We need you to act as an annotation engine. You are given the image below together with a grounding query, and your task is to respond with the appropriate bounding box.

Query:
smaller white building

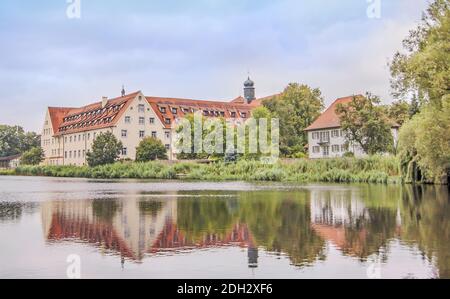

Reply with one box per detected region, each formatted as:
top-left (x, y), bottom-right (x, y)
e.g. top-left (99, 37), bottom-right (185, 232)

top-left (305, 96), bottom-right (399, 159)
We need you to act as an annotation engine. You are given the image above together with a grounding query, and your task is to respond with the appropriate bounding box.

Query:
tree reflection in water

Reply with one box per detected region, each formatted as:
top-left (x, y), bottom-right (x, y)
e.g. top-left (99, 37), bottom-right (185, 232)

top-left (36, 185), bottom-right (449, 277)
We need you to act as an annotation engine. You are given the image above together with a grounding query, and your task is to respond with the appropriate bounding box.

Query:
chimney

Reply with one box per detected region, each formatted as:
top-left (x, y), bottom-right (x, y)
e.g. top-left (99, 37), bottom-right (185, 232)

top-left (102, 96), bottom-right (108, 108)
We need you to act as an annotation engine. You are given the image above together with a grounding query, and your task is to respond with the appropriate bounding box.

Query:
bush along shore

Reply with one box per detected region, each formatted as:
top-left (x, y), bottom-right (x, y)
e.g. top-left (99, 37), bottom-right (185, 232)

top-left (0, 156), bottom-right (403, 184)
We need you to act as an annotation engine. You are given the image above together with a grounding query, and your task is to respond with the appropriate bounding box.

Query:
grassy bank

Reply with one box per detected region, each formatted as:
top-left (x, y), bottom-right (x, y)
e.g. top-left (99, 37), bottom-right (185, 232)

top-left (0, 156), bottom-right (402, 184)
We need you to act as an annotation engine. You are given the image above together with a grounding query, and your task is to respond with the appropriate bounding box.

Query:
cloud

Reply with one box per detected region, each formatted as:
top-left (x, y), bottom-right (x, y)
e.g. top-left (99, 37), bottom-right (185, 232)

top-left (0, 0), bottom-right (428, 131)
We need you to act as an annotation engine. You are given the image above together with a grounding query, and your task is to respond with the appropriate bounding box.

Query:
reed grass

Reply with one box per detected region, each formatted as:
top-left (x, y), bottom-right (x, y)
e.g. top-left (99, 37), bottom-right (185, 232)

top-left (1, 156), bottom-right (402, 184)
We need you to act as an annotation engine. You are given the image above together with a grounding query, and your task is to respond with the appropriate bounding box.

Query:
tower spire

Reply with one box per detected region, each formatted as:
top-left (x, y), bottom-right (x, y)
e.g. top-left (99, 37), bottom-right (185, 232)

top-left (243, 76), bottom-right (255, 104)
top-left (121, 85), bottom-right (126, 97)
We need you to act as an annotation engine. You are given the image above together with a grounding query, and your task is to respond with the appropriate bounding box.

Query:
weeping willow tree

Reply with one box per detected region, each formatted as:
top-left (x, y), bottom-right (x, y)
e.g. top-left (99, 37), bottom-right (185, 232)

top-left (391, 0), bottom-right (450, 184)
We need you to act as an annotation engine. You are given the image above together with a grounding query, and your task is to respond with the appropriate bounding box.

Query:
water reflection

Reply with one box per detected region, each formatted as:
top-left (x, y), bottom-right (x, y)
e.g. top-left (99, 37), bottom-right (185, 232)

top-left (1, 180), bottom-right (449, 278)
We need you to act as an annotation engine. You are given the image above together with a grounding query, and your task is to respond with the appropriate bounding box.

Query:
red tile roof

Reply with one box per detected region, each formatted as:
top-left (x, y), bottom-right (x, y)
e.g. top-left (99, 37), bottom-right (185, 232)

top-left (305, 95), bottom-right (400, 131)
top-left (47, 91), bottom-right (265, 135)
top-left (305, 96), bottom-right (358, 131)
top-left (48, 92), bottom-right (140, 136)
top-left (146, 96), bottom-right (259, 129)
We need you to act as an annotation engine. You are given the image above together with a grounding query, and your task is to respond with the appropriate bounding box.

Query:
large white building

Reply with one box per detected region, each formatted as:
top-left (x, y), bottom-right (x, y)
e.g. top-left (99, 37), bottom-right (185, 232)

top-left (41, 79), bottom-right (267, 166)
top-left (305, 96), bottom-right (400, 159)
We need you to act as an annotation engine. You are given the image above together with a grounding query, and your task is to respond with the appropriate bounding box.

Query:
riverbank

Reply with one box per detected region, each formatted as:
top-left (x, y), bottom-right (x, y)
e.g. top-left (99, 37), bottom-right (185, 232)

top-left (0, 156), bottom-right (403, 184)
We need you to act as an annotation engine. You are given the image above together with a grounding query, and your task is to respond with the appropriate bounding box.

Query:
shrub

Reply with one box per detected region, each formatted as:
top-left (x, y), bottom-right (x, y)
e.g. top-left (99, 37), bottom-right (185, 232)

top-left (136, 137), bottom-right (168, 162)
top-left (86, 132), bottom-right (123, 167)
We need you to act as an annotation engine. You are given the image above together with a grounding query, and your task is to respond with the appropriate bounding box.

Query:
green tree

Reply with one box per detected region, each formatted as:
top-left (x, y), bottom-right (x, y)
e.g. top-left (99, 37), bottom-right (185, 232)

top-left (336, 94), bottom-right (394, 155)
top-left (390, 0), bottom-right (449, 106)
top-left (176, 114), bottom-right (228, 160)
top-left (386, 100), bottom-right (410, 126)
top-left (136, 137), bottom-right (168, 162)
top-left (86, 132), bottom-right (123, 167)
top-left (0, 125), bottom-right (40, 157)
top-left (263, 83), bottom-right (324, 157)
top-left (409, 94), bottom-right (421, 118)
top-left (243, 106), bottom-right (275, 160)
top-left (20, 147), bottom-right (44, 165)
top-left (398, 95), bottom-right (450, 183)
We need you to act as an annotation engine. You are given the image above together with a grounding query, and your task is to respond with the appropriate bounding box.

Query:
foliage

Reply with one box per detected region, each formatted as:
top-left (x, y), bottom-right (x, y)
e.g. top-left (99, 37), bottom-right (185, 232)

top-left (0, 125), bottom-right (40, 157)
top-left (175, 113), bottom-right (228, 160)
top-left (20, 147), bottom-right (44, 165)
top-left (263, 83), bottom-right (324, 157)
top-left (398, 95), bottom-right (450, 183)
top-left (390, 0), bottom-right (449, 106)
top-left (336, 94), bottom-right (394, 155)
top-left (136, 137), bottom-right (168, 162)
top-left (6, 156), bottom-right (402, 184)
top-left (86, 132), bottom-right (123, 167)
top-left (392, 1), bottom-right (450, 184)
top-left (384, 100), bottom-right (411, 126)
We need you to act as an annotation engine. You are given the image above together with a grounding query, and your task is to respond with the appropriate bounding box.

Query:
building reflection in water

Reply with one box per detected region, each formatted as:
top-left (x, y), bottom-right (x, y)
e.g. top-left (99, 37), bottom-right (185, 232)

top-left (38, 186), bottom-right (448, 276)
top-left (41, 196), bottom-right (258, 268)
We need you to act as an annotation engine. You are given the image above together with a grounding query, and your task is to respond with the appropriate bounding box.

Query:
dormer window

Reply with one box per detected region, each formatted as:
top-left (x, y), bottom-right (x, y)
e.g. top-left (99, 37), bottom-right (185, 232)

top-left (160, 107), bottom-right (167, 114)
top-left (171, 107), bottom-right (178, 114)
top-left (231, 112), bottom-right (236, 118)
top-left (241, 112), bottom-right (247, 118)
top-left (165, 118), bottom-right (171, 125)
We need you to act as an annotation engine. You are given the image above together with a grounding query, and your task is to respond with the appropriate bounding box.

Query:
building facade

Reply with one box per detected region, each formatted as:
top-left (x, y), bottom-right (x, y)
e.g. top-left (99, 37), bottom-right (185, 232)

top-left (41, 79), bottom-right (264, 166)
top-left (305, 96), bottom-right (400, 159)
top-left (0, 154), bottom-right (21, 169)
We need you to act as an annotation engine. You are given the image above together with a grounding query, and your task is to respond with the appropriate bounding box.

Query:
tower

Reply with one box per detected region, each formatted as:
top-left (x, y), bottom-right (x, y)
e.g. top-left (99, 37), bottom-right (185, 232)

top-left (243, 77), bottom-right (255, 104)
top-left (121, 85), bottom-right (126, 97)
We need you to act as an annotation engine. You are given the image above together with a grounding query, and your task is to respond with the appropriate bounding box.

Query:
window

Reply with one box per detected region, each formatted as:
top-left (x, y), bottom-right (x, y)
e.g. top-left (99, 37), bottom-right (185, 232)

top-left (341, 144), bottom-right (348, 152)
top-left (313, 146), bottom-right (320, 154)
top-left (138, 104), bottom-right (145, 113)
top-left (88, 133), bottom-right (90, 140)
top-left (332, 145), bottom-right (340, 153)
top-left (152, 131), bottom-right (157, 138)
top-left (160, 107), bottom-right (166, 113)
top-left (125, 116), bottom-right (131, 123)
top-left (69, 151), bottom-right (72, 158)
top-left (165, 131), bottom-right (170, 139)
top-left (320, 131), bottom-right (330, 142)
top-left (241, 112), bottom-right (247, 118)
top-left (139, 117), bottom-right (145, 125)
top-left (83, 150), bottom-right (85, 157)
top-left (171, 107), bottom-right (178, 114)
top-left (165, 144), bottom-right (170, 150)
top-left (139, 130), bottom-right (145, 138)
top-left (323, 146), bottom-right (330, 157)
top-left (69, 136), bottom-right (72, 143)
top-left (78, 150), bottom-right (81, 157)
top-left (78, 135), bottom-right (81, 142)
top-left (312, 132), bottom-right (319, 140)
top-left (150, 118), bottom-right (155, 124)
top-left (230, 112), bottom-right (236, 118)
top-left (65, 151), bottom-right (67, 158)
top-left (331, 130), bottom-right (340, 138)
top-left (122, 148), bottom-right (127, 156)
top-left (121, 130), bottom-right (127, 138)
top-left (165, 118), bottom-right (171, 125)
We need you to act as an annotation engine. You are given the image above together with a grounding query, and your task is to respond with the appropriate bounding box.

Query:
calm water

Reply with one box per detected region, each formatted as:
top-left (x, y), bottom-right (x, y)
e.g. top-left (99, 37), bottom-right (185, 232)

top-left (0, 176), bottom-right (449, 279)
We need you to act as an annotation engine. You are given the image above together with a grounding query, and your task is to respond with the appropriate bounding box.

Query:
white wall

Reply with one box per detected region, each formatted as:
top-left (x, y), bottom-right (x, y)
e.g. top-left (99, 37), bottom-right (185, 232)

top-left (308, 127), bottom-right (399, 159)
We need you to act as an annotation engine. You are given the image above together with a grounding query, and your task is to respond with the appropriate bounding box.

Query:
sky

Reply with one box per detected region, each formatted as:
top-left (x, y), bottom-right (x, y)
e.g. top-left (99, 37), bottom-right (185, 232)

top-left (0, 0), bottom-right (429, 132)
